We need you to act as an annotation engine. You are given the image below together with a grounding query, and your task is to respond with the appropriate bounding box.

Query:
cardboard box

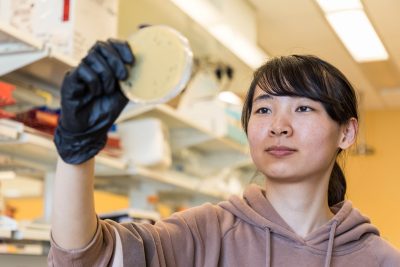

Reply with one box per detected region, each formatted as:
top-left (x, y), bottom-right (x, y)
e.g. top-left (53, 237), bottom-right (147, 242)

top-left (0, 0), bottom-right (118, 60)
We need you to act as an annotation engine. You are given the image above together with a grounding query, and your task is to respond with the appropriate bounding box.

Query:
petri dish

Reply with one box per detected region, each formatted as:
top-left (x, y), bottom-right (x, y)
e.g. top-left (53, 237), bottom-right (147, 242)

top-left (120, 25), bottom-right (193, 104)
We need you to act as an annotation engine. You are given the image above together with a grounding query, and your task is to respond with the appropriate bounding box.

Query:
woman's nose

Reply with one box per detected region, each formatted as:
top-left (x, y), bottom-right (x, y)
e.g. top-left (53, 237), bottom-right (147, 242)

top-left (269, 117), bottom-right (293, 137)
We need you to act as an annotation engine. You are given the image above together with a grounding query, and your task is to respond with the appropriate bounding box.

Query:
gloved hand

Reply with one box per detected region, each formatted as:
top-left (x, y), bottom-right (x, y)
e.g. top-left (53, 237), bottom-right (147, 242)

top-left (54, 39), bottom-right (135, 164)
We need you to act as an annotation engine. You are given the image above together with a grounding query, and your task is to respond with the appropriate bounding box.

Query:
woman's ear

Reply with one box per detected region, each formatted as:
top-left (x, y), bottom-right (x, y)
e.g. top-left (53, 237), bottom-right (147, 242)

top-left (339, 118), bottom-right (358, 149)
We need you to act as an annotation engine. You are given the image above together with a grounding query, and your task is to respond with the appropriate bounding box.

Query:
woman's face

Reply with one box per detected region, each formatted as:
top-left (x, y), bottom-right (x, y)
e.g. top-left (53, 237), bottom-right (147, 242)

top-left (247, 86), bottom-right (349, 182)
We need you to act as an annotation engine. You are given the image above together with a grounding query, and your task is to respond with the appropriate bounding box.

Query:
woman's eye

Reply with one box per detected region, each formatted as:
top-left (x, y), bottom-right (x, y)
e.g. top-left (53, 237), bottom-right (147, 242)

top-left (255, 107), bottom-right (271, 114)
top-left (296, 106), bottom-right (313, 112)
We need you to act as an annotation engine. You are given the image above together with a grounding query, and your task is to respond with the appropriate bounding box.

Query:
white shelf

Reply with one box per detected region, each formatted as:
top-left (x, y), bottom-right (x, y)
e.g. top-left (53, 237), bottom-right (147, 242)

top-left (0, 119), bottom-right (127, 172)
top-left (0, 228), bottom-right (12, 239)
top-left (13, 221), bottom-right (51, 242)
top-left (0, 242), bottom-right (47, 256)
top-left (0, 22), bottom-right (43, 54)
top-left (120, 104), bottom-right (247, 151)
top-left (119, 103), bottom-right (250, 170)
top-left (0, 22), bottom-right (78, 89)
top-left (132, 166), bottom-right (230, 199)
top-left (97, 166), bottom-right (232, 200)
top-left (0, 221), bottom-right (49, 256)
top-left (0, 118), bottom-right (239, 200)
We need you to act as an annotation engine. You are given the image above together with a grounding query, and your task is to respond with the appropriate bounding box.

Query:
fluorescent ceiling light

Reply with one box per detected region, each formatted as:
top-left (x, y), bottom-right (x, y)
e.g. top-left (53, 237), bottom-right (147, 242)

top-left (326, 10), bottom-right (388, 62)
top-left (170, 0), bottom-right (268, 69)
top-left (316, 0), bottom-right (362, 12)
top-left (316, 0), bottom-right (388, 62)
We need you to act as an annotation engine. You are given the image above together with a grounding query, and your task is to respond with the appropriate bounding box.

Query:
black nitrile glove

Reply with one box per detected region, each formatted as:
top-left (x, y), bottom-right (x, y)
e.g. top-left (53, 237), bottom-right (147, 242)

top-left (54, 39), bottom-right (135, 164)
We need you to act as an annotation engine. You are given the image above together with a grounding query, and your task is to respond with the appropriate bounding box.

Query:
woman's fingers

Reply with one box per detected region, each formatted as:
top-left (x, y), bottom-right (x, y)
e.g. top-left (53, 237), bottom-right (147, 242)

top-left (64, 38), bottom-right (134, 101)
top-left (108, 38), bottom-right (135, 68)
top-left (94, 41), bottom-right (130, 81)
top-left (83, 47), bottom-right (115, 94)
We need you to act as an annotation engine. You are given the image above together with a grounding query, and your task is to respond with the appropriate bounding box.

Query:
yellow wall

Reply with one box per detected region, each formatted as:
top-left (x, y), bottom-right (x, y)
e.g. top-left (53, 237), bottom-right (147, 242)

top-left (93, 191), bottom-right (129, 213)
top-left (6, 197), bottom-right (43, 220)
top-left (6, 191), bottom-right (129, 221)
top-left (346, 109), bottom-right (400, 248)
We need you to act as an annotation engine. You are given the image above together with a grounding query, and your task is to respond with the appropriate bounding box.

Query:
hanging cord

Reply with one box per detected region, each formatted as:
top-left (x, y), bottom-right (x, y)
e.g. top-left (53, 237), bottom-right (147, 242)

top-left (265, 227), bottom-right (271, 267)
top-left (324, 221), bottom-right (338, 267)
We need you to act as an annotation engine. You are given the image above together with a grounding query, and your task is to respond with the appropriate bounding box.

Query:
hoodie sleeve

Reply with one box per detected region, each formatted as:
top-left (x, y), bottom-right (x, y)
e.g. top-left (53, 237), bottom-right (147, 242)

top-left (47, 203), bottom-right (226, 267)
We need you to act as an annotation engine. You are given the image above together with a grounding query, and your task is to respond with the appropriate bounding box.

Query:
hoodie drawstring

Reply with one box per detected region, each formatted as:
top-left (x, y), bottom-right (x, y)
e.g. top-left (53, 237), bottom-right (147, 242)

top-left (324, 221), bottom-right (338, 267)
top-left (265, 227), bottom-right (271, 267)
top-left (265, 221), bottom-right (338, 267)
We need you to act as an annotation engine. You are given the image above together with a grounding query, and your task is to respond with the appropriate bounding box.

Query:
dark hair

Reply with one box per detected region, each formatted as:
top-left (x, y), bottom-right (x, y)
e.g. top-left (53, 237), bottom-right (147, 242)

top-left (241, 55), bottom-right (358, 206)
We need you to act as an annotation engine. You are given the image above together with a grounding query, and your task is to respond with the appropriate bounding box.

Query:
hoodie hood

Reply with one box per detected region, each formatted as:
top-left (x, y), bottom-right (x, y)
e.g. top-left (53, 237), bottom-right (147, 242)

top-left (219, 184), bottom-right (380, 267)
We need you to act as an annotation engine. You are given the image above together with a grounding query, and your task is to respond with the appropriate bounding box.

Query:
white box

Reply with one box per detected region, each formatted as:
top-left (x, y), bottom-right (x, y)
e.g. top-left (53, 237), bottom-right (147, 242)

top-left (178, 99), bottom-right (247, 145)
top-left (176, 70), bottom-right (247, 144)
top-left (0, 0), bottom-right (118, 60)
top-left (0, 0), bottom-right (36, 33)
top-left (117, 118), bottom-right (172, 168)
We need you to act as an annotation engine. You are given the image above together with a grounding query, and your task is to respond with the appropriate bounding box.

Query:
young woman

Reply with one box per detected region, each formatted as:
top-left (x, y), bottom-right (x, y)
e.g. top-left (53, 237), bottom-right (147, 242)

top-left (49, 40), bottom-right (400, 266)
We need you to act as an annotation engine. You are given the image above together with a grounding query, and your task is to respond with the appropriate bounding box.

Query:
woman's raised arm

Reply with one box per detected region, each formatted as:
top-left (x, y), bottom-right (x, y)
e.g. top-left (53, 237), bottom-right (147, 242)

top-left (51, 39), bottom-right (134, 249)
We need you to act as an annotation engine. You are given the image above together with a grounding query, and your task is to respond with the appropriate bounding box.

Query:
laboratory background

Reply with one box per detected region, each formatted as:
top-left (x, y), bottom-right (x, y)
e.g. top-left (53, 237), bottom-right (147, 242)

top-left (1, 0), bottom-right (400, 266)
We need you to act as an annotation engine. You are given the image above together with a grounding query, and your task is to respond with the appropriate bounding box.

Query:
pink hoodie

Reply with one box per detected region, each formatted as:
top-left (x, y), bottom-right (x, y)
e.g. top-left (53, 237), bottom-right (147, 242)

top-left (48, 184), bottom-right (400, 266)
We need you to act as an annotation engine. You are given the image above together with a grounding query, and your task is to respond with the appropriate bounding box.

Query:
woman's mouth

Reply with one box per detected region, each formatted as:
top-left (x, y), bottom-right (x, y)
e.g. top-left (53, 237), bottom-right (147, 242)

top-left (265, 146), bottom-right (297, 157)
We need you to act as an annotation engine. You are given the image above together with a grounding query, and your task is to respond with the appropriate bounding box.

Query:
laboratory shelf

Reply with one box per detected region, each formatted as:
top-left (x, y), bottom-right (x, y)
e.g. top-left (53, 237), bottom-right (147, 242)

top-left (95, 165), bottom-right (231, 201)
top-left (0, 218), bottom-right (50, 257)
top-left (0, 119), bottom-right (235, 201)
top-left (0, 21), bottom-right (250, 218)
top-left (0, 119), bottom-right (127, 172)
top-left (131, 166), bottom-right (231, 199)
top-left (119, 103), bottom-right (250, 170)
top-left (0, 22), bottom-right (77, 90)
top-left (0, 228), bottom-right (12, 239)
top-left (0, 22), bottom-right (43, 56)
